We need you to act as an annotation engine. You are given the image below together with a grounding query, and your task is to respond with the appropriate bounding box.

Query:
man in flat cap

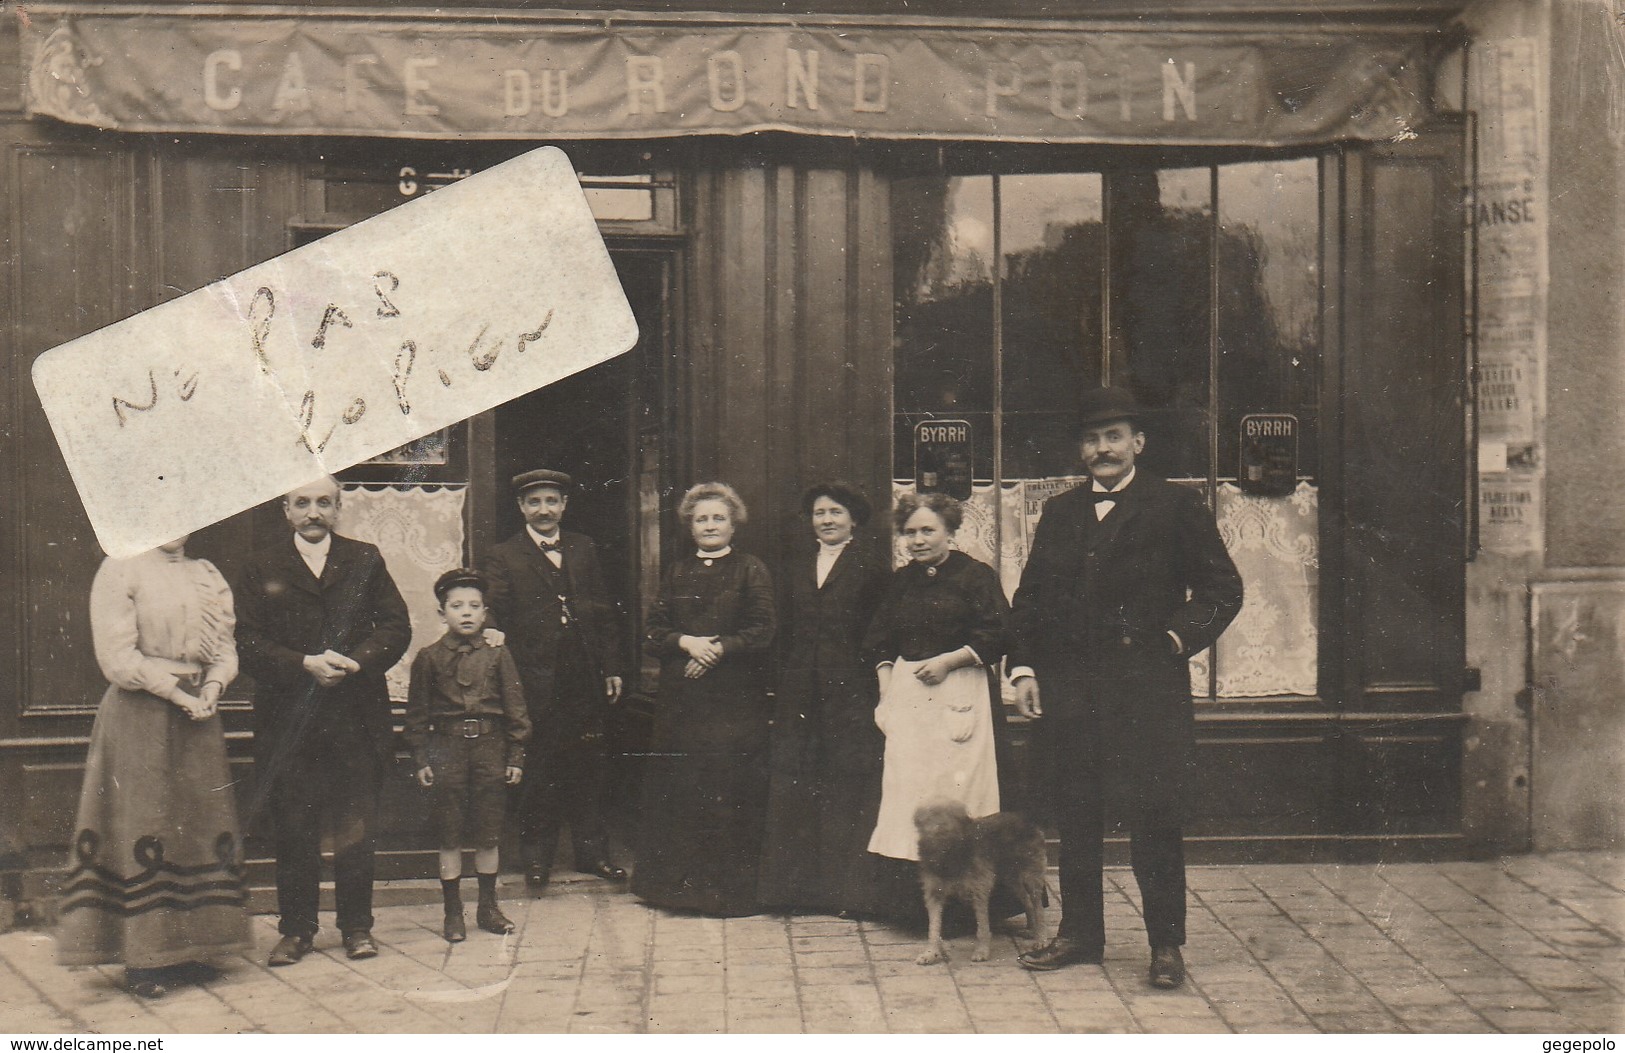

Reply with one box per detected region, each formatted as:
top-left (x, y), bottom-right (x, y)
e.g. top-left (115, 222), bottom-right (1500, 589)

top-left (1009, 387), bottom-right (1242, 988)
top-left (485, 469), bottom-right (628, 887)
top-left (234, 475), bottom-right (411, 966)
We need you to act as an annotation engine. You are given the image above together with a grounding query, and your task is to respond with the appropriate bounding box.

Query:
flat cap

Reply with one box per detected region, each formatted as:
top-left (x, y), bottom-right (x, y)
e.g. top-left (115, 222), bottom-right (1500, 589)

top-left (433, 567), bottom-right (488, 601)
top-left (1077, 386), bottom-right (1145, 430)
top-left (512, 468), bottom-right (573, 495)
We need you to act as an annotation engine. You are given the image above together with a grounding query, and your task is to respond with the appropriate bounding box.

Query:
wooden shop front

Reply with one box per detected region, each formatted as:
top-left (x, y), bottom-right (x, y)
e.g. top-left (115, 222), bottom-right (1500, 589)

top-left (0, 1), bottom-right (1473, 901)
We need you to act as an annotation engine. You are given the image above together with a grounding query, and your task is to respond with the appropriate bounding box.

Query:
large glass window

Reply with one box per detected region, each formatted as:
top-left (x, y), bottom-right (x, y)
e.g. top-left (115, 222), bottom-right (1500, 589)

top-left (893, 158), bottom-right (1323, 699)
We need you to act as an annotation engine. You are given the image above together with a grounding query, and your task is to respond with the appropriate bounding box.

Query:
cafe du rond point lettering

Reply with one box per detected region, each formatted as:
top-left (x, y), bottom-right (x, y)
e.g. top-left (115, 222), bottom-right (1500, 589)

top-left (21, 12), bottom-right (1436, 145)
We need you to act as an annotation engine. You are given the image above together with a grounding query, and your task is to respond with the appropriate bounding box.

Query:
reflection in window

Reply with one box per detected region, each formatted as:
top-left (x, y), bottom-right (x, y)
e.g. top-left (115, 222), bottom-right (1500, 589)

top-left (893, 177), bottom-right (994, 479)
top-left (1108, 168), bottom-right (1212, 482)
top-left (891, 159), bottom-right (1323, 699)
top-left (1216, 160), bottom-right (1321, 477)
top-left (999, 175), bottom-right (1104, 479)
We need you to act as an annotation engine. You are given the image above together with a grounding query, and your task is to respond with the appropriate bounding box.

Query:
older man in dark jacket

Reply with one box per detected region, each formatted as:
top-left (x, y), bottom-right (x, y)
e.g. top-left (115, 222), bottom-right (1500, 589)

top-left (1010, 387), bottom-right (1242, 988)
top-left (235, 476), bottom-right (410, 966)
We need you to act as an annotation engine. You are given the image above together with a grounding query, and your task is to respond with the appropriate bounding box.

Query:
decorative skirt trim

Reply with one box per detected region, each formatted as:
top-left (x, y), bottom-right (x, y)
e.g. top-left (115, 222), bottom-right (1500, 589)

top-left (59, 868), bottom-right (247, 917)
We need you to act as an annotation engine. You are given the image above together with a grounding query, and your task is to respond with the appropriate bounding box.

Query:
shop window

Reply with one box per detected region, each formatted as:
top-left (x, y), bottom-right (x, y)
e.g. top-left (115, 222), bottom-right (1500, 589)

top-left (893, 158), bottom-right (1323, 700)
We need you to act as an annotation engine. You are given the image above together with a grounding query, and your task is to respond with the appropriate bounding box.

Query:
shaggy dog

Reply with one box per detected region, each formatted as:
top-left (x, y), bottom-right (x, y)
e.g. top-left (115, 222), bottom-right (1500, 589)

top-left (913, 800), bottom-right (1047, 965)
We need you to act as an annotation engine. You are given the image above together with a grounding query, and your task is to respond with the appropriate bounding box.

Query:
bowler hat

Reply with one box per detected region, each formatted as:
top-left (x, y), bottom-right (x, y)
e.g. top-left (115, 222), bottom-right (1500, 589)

top-left (512, 468), bottom-right (573, 495)
top-left (1077, 386), bottom-right (1144, 430)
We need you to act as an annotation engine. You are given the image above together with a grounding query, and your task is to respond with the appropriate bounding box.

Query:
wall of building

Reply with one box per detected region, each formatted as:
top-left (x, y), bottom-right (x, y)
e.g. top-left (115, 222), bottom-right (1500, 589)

top-left (1545, 0), bottom-right (1625, 565)
top-left (1529, 0), bottom-right (1625, 850)
top-left (683, 146), bottom-right (896, 565)
top-left (1459, 0), bottom-right (1549, 854)
top-left (1460, 0), bottom-right (1625, 851)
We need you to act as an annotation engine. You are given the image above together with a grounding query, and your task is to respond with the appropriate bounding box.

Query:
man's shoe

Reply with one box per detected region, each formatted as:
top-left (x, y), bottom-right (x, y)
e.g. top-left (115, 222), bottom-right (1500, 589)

top-left (342, 930), bottom-right (379, 960)
top-left (476, 902), bottom-right (515, 935)
top-left (267, 934), bottom-right (313, 967)
top-left (1017, 936), bottom-right (1104, 972)
top-left (524, 862), bottom-right (550, 889)
top-left (443, 911), bottom-right (467, 943)
top-left (578, 860), bottom-right (627, 882)
top-left (1149, 945), bottom-right (1186, 989)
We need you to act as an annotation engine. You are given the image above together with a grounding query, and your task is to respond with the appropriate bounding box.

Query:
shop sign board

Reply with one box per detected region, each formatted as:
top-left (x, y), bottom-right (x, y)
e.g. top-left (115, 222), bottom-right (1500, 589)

top-left (915, 419), bottom-right (974, 501)
top-left (21, 12), bottom-right (1435, 146)
top-left (1238, 413), bottom-right (1298, 496)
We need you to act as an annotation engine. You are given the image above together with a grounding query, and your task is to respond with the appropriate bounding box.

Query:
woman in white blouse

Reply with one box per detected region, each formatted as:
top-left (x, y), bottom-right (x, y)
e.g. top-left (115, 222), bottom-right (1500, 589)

top-left (55, 536), bottom-right (252, 998)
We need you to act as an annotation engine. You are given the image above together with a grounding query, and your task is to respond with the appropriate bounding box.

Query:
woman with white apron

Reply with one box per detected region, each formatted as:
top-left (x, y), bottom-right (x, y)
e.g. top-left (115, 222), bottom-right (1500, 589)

top-left (864, 491), bottom-right (1011, 862)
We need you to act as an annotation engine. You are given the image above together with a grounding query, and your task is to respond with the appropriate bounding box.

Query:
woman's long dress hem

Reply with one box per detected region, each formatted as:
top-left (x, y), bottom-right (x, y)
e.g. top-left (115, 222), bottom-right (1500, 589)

top-left (56, 687), bottom-right (253, 969)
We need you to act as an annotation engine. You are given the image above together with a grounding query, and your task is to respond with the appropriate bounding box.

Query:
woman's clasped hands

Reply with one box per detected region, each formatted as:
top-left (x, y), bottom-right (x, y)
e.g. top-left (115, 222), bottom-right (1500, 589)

top-left (680, 634), bottom-right (724, 679)
top-left (169, 680), bottom-right (221, 722)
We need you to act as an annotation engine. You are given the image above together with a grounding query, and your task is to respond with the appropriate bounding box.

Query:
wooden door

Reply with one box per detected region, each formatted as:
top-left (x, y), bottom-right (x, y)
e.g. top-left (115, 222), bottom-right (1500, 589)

top-left (1328, 116), bottom-right (1470, 838)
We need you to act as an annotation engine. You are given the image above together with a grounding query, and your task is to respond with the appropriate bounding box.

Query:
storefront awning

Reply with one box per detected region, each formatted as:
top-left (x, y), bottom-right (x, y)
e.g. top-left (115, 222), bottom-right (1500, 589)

top-left (19, 7), bottom-right (1446, 146)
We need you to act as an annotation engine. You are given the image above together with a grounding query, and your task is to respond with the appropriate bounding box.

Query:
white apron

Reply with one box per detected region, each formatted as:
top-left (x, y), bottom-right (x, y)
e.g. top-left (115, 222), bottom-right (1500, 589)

top-left (867, 659), bottom-right (1000, 861)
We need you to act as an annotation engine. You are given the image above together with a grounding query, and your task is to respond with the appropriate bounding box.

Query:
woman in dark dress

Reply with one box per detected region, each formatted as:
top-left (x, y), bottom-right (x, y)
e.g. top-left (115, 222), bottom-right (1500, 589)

top-left (759, 482), bottom-right (892, 915)
top-left (632, 482), bottom-right (777, 916)
top-left (862, 492), bottom-right (1013, 864)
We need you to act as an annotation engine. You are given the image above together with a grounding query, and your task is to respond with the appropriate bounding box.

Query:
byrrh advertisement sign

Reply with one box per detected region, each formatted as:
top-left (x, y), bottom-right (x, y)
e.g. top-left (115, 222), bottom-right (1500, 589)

top-left (20, 9), bottom-right (1434, 144)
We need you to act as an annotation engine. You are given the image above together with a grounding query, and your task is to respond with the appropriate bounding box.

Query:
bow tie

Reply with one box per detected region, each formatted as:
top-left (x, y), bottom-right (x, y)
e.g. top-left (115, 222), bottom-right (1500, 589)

top-left (1090, 488), bottom-right (1128, 503)
top-left (537, 539), bottom-right (561, 552)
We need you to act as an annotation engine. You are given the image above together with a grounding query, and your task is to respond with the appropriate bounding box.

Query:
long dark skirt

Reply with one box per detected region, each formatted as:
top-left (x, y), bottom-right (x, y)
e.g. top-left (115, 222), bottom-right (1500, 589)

top-left (56, 687), bottom-right (252, 969)
top-left (632, 667), bottom-right (769, 917)
top-left (758, 681), bottom-right (902, 917)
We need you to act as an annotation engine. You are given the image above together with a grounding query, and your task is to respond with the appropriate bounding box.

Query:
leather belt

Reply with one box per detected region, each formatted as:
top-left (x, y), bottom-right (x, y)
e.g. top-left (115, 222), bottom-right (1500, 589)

top-left (427, 716), bottom-right (500, 739)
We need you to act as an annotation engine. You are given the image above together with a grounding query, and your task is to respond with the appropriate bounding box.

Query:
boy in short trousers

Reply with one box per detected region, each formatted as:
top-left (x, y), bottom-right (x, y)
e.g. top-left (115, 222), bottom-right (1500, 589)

top-left (405, 569), bottom-right (531, 941)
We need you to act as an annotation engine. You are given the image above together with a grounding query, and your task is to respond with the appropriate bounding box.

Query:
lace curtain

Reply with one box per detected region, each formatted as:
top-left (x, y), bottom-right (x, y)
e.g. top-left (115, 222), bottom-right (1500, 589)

top-left (1189, 482), bottom-right (1319, 698)
top-left (340, 484), bottom-right (468, 702)
top-left (891, 478), bottom-right (1318, 698)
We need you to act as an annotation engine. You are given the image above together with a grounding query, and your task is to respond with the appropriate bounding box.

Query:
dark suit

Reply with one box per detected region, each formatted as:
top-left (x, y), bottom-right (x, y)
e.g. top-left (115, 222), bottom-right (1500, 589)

top-left (485, 528), bottom-right (624, 870)
top-left (235, 533), bottom-right (410, 939)
top-left (1010, 473), bottom-right (1241, 951)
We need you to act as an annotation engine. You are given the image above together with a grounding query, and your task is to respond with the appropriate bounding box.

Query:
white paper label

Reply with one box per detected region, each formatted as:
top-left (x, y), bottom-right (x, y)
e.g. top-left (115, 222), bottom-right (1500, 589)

top-left (32, 146), bottom-right (637, 557)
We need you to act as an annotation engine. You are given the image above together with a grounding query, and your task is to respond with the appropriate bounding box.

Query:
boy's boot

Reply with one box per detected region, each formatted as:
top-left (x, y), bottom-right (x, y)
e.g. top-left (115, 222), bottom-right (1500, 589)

top-left (442, 878), bottom-right (467, 943)
top-left (475, 872), bottom-right (515, 934)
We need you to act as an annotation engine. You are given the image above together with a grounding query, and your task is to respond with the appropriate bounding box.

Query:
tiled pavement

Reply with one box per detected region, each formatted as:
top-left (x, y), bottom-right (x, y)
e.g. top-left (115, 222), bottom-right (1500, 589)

top-left (0, 853), bottom-right (1619, 1035)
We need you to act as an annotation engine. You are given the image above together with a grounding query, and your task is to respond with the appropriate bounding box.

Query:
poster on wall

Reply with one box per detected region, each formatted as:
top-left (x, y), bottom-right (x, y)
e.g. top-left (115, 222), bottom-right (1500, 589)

top-left (1479, 474), bottom-right (1544, 555)
top-left (1471, 36), bottom-right (1548, 552)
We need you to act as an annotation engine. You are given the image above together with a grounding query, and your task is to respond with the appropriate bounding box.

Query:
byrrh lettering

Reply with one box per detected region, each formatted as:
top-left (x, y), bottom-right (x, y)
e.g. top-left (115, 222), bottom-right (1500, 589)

top-left (1245, 419), bottom-right (1294, 438)
top-left (920, 424), bottom-right (969, 444)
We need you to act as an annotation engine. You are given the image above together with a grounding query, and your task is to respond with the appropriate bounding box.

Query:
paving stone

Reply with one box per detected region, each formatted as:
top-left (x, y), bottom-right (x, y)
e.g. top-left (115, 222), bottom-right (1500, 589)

top-left (727, 1014), bottom-right (805, 1033)
top-left (731, 980), bottom-right (799, 1001)
top-left (1479, 1007), bottom-right (1580, 1032)
top-left (1402, 1011), bottom-right (1493, 1033)
top-left (723, 946), bottom-right (795, 966)
top-left (3, 855), bottom-right (1621, 1033)
top-left (794, 965), bottom-right (874, 986)
top-left (792, 948), bottom-right (871, 969)
top-left (725, 963), bottom-right (797, 983)
top-left (1310, 1010), bottom-right (1402, 1032)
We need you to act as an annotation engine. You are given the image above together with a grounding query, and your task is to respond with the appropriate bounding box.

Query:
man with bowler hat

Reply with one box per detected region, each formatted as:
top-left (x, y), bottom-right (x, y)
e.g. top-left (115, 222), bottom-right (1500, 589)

top-left (1009, 387), bottom-right (1242, 987)
top-left (235, 475), bottom-right (411, 966)
top-left (485, 469), bottom-right (628, 888)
